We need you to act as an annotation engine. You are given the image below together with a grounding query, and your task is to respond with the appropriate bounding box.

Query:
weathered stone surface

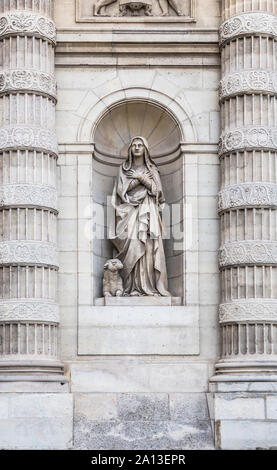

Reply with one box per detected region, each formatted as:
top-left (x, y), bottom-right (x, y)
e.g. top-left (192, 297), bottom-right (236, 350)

top-left (74, 417), bottom-right (214, 450)
top-left (73, 392), bottom-right (213, 450)
top-left (117, 393), bottom-right (170, 421)
top-left (71, 361), bottom-right (209, 393)
top-left (0, 394), bottom-right (73, 450)
top-left (266, 396), bottom-right (277, 419)
top-left (170, 393), bottom-right (210, 423)
top-left (218, 420), bottom-right (277, 450)
top-left (214, 394), bottom-right (265, 420)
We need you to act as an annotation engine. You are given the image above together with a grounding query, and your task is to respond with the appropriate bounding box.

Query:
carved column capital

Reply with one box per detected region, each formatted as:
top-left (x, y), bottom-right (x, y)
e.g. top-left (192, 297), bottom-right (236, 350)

top-left (219, 241), bottom-right (277, 268)
top-left (220, 12), bottom-right (277, 46)
top-left (0, 11), bottom-right (56, 44)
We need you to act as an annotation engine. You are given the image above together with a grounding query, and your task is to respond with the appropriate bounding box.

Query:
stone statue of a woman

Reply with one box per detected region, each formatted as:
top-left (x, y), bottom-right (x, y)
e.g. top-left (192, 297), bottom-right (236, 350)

top-left (111, 136), bottom-right (170, 297)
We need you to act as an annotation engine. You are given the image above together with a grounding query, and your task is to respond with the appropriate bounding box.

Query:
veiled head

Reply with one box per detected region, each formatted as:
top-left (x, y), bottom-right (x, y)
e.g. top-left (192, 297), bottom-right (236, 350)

top-left (123, 136), bottom-right (155, 172)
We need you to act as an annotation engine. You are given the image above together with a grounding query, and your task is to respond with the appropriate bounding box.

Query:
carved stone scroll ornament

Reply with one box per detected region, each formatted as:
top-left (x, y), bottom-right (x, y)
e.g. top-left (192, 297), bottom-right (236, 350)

top-left (219, 241), bottom-right (277, 268)
top-left (0, 11), bottom-right (56, 44)
top-left (218, 183), bottom-right (277, 212)
top-left (219, 126), bottom-right (277, 156)
top-left (0, 126), bottom-right (58, 156)
top-left (0, 70), bottom-right (57, 101)
top-left (0, 241), bottom-right (59, 267)
top-left (219, 12), bottom-right (277, 45)
top-left (220, 70), bottom-right (277, 101)
top-left (0, 300), bottom-right (59, 323)
top-left (0, 184), bottom-right (58, 211)
top-left (219, 300), bottom-right (277, 324)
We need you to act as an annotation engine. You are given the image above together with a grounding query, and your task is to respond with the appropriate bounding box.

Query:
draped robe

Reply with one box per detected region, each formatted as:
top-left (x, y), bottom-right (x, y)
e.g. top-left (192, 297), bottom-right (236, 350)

top-left (111, 159), bottom-right (170, 297)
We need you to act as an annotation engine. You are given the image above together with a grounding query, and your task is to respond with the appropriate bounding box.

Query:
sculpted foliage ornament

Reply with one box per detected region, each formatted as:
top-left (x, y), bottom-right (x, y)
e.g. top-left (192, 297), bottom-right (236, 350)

top-left (219, 126), bottom-right (277, 156)
top-left (0, 184), bottom-right (58, 211)
top-left (0, 11), bottom-right (56, 44)
top-left (0, 126), bottom-right (58, 156)
top-left (0, 241), bottom-right (59, 267)
top-left (220, 70), bottom-right (277, 101)
top-left (0, 300), bottom-right (59, 323)
top-left (219, 241), bottom-right (277, 268)
top-left (0, 70), bottom-right (57, 101)
top-left (220, 12), bottom-right (277, 45)
top-left (218, 183), bottom-right (277, 212)
top-left (219, 301), bottom-right (277, 323)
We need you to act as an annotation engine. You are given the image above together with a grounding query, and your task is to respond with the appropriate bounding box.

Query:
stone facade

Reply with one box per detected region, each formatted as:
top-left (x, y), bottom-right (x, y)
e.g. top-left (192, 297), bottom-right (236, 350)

top-left (0, 0), bottom-right (276, 450)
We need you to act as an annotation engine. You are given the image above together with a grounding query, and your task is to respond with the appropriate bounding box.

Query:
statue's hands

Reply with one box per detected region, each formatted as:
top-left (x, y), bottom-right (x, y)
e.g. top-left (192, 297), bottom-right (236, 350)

top-left (126, 169), bottom-right (144, 180)
top-left (126, 169), bottom-right (152, 180)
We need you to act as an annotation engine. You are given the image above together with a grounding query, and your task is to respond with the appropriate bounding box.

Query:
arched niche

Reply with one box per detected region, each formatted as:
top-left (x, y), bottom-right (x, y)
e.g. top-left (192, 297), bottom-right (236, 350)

top-left (91, 99), bottom-right (185, 303)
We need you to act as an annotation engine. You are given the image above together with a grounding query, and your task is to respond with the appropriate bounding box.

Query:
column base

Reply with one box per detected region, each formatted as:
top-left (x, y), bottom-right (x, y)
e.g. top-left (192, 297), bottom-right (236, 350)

top-left (209, 370), bottom-right (277, 449)
top-left (214, 359), bottom-right (277, 377)
top-left (0, 360), bottom-right (69, 392)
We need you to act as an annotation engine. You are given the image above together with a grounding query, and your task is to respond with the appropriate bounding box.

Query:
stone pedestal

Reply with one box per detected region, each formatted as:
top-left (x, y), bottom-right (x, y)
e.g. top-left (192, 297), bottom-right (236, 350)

top-left (210, 0), bottom-right (277, 449)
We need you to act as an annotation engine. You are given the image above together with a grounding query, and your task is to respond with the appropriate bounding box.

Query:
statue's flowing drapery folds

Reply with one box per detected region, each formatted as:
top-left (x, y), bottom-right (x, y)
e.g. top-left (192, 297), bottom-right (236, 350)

top-left (111, 137), bottom-right (170, 296)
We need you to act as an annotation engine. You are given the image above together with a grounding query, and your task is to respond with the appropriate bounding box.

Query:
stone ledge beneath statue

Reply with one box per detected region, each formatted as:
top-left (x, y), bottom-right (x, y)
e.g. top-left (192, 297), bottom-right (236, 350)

top-left (78, 305), bottom-right (199, 355)
top-left (95, 296), bottom-right (182, 306)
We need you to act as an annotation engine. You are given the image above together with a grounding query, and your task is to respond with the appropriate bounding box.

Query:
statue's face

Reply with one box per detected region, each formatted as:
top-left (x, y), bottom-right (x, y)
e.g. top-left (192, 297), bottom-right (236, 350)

top-left (131, 138), bottom-right (145, 159)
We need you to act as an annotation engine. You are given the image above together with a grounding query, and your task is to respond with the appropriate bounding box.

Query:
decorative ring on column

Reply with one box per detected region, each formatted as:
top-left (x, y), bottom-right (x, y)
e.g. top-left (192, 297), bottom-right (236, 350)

top-left (219, 300), bottom-right (277, 324)
top-left (219, 126), bottom-right (277, 156)
top-left (219, 241), bottom-right (277, 268)
top-left (0, 125), bottom-right (58, 157)
top-left (0, 11), bottom-right (56, 44)
top-left (0, 300), bottom-right (59, 323)
top-left (218, 182), bottom-right (277, 212)
top-left (220, 12), bottom-right (277, 46)
top-left (219, 70), bottom-right (277, 101)
top-left (0, 184), bottom-right (58, 211)
top-left (0, 70), bottom-right (57, 102)
top-left (0, 241), bottom-right (58, 267)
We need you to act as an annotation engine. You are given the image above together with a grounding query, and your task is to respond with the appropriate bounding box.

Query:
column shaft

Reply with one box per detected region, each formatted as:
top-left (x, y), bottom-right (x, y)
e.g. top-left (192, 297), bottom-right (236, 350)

top-left (0, 0), bottom-right (65, 381)
top-left (216, 0), bottom-right (277, 377)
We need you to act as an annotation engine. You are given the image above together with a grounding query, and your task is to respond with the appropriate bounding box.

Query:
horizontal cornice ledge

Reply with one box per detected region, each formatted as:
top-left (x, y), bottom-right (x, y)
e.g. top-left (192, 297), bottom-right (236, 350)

top-left (0, 126), bottom-right (58, 157)
top-left (0, 184), bottom-right (58, 212)
top-left (220, 12), bottom-right (277, 46)
top-left (219, 126), bottom-right (277, 156)
top-left (220, 70), bottom-right (277, 101)
top-left (0, 69), bottom-right (57, 101)
top-left (218, 182), bottom-right (277, 212)
top-left (0, 241), bottom-right (59, 268)
top-left (0, 11), bottom-right (56, 44)
top-left (0, 300), bottom-right (59, 323)
top-left (219, 240), bottom-right (277, 268)
top-left (219, 300), bottom-right (277, 324)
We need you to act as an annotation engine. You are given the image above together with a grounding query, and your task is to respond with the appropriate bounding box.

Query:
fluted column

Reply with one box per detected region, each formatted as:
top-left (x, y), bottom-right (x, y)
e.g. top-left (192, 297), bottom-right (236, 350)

top-left (0, 1), bottom-right (65, 382)
top-left (215, 0), bottom-right (277, 378)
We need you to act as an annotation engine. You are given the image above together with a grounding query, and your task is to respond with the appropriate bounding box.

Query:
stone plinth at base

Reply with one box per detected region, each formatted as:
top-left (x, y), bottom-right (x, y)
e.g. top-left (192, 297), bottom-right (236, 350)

top-left (95, 296), bottom-right (182, 306)
top-left (0, 393), bottom-right (73, 449)
top-left (209, 377), bottom-right (277, 450)
top-left (78, 305), bottom-right (199, 355)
